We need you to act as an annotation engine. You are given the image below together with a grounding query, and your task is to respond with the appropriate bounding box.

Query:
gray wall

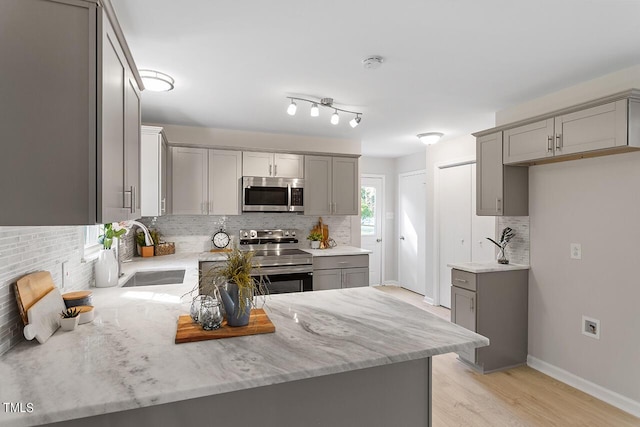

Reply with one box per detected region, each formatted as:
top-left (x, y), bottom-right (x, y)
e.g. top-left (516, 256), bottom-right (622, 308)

top-left (0, 227), bottom-right (94, 355)
top-left (528, 152), bottom-right (640, 402)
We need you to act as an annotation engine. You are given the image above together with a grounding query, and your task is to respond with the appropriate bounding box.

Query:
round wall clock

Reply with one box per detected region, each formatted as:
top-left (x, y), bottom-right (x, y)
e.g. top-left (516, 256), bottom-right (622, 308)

top-left (212, 229), bottom-right (230, 249)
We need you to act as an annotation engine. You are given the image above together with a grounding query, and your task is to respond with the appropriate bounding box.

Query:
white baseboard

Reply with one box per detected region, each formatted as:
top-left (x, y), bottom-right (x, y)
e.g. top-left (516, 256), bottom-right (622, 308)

top-left (382, 280), bottom-right (400, 286)
top-left (423, 296), bottom-right (435, 305)
top-left (527, 355), bottom-right (640, 418)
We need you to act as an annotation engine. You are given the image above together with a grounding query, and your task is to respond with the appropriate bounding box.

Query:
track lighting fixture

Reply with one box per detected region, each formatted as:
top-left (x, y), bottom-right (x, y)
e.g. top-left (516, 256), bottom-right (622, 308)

top-left (417, 132), bottom-right (444, 145)
top-left (286, 96), bottom-right (362, 127)
top-left (331, 110), bottom-right (340, 125)
top-left (287, 99), bottom-right (297, 116)
top-left (310, 103), bottom-right (319, 117)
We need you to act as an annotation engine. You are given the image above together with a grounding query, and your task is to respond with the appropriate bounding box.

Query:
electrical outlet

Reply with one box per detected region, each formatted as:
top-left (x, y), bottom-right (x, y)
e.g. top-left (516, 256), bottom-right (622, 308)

top-left (61, 261), bottom-right (71, 289)
top-left (570, 243), bottom-right (582, 260)
top-left (582, 315), bottom-right (600, 339)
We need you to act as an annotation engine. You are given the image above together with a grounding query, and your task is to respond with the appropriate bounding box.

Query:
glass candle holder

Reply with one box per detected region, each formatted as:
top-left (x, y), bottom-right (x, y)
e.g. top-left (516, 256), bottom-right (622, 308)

top-left (200, 298), bottom-right (223, 331)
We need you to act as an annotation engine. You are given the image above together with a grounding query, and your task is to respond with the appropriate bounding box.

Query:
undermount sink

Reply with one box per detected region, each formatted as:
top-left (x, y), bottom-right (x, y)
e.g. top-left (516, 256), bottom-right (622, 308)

top-left (122, 269), bottom-right (186, 287)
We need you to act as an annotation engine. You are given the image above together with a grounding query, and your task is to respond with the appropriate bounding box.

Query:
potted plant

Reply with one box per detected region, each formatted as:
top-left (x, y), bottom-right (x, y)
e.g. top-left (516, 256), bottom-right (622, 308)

top-left (95, 223), bottom-right (127, 288)
top-left (307, 231), bottom-right (324, 249)
top-left (198, 248), bottom-right (267, 327)
top-left (486, 227), bottom-right (516, 264)
top-left (60, 308), bottom-right (80, 331)
top-left (136, 229), bottom-right (159, 257)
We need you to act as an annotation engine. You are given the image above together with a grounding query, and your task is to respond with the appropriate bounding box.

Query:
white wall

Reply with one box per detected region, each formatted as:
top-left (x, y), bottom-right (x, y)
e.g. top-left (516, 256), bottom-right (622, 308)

top-left (153, 123), bottom-right (361, 155)
top-left (497, 64), bottom-right (640, 411)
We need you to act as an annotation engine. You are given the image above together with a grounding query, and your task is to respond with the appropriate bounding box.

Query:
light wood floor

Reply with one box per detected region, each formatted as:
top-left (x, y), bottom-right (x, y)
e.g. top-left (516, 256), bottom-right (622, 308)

top-left (374, 285), bottom-right (640, 427)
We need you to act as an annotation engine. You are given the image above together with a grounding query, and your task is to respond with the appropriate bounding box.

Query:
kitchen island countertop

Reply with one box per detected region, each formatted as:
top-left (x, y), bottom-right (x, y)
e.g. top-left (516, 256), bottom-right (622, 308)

top-left (0, 279), bottom-right (487, 426)
top-left (302, 245), bottom-right (372, 256)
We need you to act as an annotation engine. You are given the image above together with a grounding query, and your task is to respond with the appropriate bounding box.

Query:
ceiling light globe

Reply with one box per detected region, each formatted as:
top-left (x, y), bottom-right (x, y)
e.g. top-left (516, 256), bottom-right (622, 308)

top-left (310, 103), bottom-right (319, 117)
top-left (417, 132), bottom-right (444, 145)
top-left (287, 100), bottom-right (297, 116)
top-left (331, 111), bottom-right (339, 125)
top-left (349, 116), bottom-right (361, 128)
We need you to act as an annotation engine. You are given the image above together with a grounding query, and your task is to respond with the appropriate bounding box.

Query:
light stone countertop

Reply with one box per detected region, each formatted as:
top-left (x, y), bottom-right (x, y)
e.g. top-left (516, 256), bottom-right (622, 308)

top-left (447, 261), bottom-right (531, 273)
top-left (0, 281), bottom-right (488, 426)
top-left (301, 245), bottom-right (372, 256)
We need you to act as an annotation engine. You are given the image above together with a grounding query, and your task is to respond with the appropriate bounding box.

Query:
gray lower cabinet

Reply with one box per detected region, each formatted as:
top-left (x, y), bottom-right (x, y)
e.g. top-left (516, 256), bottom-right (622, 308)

top-left (0, 0), bottom-right (141, 225)
top-left (450, 268), bottom-right (528, 373)
top-left (313, 255), bottom-right (369, 290)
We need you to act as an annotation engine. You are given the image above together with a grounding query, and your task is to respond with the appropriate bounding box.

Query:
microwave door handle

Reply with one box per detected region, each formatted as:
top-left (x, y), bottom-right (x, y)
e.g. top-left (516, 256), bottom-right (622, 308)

top-left (287, 184), bottom-right (292, 212)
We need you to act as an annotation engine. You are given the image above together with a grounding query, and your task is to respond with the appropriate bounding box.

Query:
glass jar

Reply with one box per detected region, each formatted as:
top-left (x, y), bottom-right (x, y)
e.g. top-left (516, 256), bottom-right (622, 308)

top-left (200, 298), bottom-right (223, 331)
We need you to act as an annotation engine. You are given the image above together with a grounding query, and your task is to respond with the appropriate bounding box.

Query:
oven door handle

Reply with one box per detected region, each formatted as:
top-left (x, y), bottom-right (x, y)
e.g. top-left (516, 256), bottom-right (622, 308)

top-left (255, 266), bottom-right (313, 275)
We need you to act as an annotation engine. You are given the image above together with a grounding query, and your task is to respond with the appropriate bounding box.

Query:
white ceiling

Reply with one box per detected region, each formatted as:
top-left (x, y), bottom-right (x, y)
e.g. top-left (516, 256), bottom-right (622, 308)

top-left (111, 0), bottom-right (640, 157)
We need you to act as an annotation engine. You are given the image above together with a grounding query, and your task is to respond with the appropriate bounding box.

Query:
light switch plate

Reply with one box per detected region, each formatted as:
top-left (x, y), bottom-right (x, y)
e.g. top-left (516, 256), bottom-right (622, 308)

top-left (570, 243), bottom-right (582, 260)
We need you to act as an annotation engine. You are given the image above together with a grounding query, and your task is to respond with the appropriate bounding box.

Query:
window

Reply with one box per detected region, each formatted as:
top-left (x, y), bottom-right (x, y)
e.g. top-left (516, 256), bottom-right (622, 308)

top-left (360, 186), bottom-right (376, 236)
top-left (83, 225), bottom-right (102, 259)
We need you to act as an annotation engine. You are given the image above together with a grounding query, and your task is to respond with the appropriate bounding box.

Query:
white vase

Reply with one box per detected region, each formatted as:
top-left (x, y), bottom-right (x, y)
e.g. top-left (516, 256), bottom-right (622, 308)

top-left (95, 248), bottom-right (119, 287)
top-left (311, 241), bottom-right (321, 249)
top-left (60, 316), bottom-right (79, 331)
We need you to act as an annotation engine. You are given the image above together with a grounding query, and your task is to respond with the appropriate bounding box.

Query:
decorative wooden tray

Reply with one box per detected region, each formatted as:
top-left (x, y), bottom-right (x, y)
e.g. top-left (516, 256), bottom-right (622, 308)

top-left (209, 248), bottom-right (233, 253)
top-left (175, 309), bottom-right (275, 344)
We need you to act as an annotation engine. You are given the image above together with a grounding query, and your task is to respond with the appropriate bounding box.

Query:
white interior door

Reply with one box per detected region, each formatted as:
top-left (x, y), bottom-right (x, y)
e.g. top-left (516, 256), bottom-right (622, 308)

top-left (398, 171), bottom-right (426, 295)
top-left (438, 164), bottom-right (472, 308)
top-left (361, 176), bottom-right (384, 285)
top-left (471, 164), bottom-right (496, 262)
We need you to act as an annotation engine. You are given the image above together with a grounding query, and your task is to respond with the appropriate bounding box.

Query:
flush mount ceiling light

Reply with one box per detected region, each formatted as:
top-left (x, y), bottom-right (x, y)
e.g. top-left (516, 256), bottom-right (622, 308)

top-left (417, 132), bottom-right (444, 145)
top-left (286, 96), bottom-right (362, 128)
top-left (139, 69), bottom-right (174, 92)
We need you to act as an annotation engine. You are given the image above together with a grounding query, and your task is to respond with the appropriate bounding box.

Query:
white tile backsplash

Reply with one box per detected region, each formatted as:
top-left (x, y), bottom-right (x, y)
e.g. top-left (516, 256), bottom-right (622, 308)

top-left (140, 214), bottom-right (354, 251)
top-left (0, 226), bottom-right (94, 355)
top-left (497, 216), bottom-right (530, 265)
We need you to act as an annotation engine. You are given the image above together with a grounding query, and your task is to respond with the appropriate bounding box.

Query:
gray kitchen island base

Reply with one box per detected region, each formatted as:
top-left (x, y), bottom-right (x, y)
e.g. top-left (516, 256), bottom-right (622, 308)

top-left (48, 358), bottom-right (431, 427)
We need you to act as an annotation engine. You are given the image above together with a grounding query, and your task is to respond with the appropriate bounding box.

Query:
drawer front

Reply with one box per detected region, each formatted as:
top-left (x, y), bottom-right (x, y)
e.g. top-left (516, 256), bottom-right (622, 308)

top-left (451, 269), bottom-right (477, 291)
top-left (313, 255), bottom-right (369, 270)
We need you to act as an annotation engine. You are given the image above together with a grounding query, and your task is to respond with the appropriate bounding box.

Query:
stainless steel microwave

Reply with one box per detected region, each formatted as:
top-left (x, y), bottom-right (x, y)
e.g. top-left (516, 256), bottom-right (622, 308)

top-left (242, 177), bottom-right (304, 212)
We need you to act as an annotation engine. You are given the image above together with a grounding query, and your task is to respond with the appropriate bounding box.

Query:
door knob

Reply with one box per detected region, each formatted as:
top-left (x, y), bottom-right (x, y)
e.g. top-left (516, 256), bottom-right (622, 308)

top-left (400, 236), bottom-right (405, 240)
top-left (376, 238), bottom-right (382, 243)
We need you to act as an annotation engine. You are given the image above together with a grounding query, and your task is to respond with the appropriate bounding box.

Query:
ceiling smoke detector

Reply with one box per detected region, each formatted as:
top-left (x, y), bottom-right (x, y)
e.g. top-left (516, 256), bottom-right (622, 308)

top-left (362, 56), bottom-right (384, 70)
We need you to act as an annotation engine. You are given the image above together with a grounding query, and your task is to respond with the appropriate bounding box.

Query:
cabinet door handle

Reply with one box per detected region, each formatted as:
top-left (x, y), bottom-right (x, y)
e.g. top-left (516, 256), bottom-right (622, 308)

top-left (274, 164), bottom-right (277, 176)
top-left (454, 278), bottom-right (468, 283)
top-left (161, 198), bottom-right (166, 214)
top-left (495, 198), bottom-right (501, 213)
top-left (555, 134), bottom-right (562, 151)
top-left (547, 136), bottom-right (553, 152)
top-left (132, 186), bottom-right (136, 213)
top-left (470, 297), bottom-right (474, 311)
top-left (269, 164), bottom-right (272, 176)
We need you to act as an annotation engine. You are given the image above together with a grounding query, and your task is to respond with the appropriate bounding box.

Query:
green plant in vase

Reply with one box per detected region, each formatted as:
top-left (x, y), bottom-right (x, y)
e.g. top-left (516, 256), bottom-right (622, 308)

top-left (307, 231), bottom-right (323, 249)
top-left (98, 223), bottom-right (127, 249)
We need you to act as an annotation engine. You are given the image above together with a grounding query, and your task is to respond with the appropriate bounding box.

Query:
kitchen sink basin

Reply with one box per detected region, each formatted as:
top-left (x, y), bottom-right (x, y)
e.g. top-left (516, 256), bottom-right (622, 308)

top-left (122, 269), bottom-right (186, 287)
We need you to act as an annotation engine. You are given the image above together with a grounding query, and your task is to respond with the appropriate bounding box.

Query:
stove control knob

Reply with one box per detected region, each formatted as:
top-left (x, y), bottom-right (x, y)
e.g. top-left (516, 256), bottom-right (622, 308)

top-left (243, 232), bottom-right (248, 238)
top-left (250, 230), bottom-right (257, 238)
top-left (291, 231), bottom-right (296, 236)
top-left (284, 231), bottom-right (289, 236)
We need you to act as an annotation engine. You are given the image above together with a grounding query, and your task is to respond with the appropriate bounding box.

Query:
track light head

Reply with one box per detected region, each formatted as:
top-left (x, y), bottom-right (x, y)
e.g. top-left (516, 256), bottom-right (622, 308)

top-left (331, 110), bottom-right (340, 125)
top-left (310, 103), bottom-right (319, 117)
top-left (349, 116), bottom-right (361, 128)
top-left (287, 99), bottom-right (297, 116)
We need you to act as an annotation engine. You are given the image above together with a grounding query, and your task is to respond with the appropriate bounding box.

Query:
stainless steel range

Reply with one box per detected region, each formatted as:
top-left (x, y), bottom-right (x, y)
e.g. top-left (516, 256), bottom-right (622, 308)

top-left (239, 229), bottom-right (313, 294)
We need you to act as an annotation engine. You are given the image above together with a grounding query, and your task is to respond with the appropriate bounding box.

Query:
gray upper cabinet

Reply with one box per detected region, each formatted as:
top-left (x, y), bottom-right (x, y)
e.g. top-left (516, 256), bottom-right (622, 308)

top-left (171, 147), bottom-right (208, 215)
top-left (304, 156), bottom-right (359, 216)
top-left (171, 147), bottom-right (242, 215)
top-left (0, 0), bottom-right (142, 225)
top-left (242, 152), bottom-right (304, 178)
top-left (476, 132), bottom-right (528, 216)
top-left (503, 98), bottom-right (634, 165)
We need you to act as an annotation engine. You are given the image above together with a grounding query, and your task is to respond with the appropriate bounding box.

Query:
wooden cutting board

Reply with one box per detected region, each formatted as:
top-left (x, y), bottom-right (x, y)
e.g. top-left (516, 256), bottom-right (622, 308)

top-left (15, 271), bottom-right (56, 325)
top-left (175, 309), bottom-right (275, 344)
top-left (23, 287), bottom-right (66, 344)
